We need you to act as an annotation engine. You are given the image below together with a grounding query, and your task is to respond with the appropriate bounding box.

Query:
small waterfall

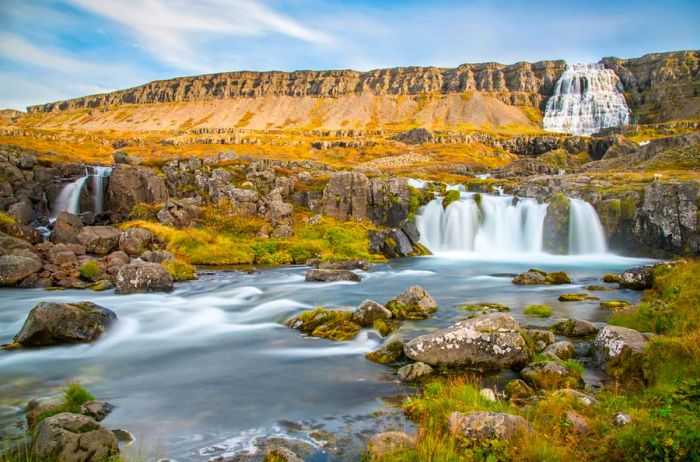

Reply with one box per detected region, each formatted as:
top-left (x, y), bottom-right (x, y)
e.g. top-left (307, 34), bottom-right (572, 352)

top-left (568, 198), bottom-right (608, 254)
top-left (50, 170), bottom-right (89, 221)
top-left (90, 166), bottom-right (112, 214)
top-left (415, 193), bottom-right (549, 254)
top-left (543, 63), bottom-right (630, 136)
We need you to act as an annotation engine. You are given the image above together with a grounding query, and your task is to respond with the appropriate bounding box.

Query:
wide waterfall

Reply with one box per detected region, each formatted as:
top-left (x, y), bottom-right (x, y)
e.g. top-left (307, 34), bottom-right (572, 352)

top-left (543, 63), bottom-right (630, 136)
top-left (415, 192), bottom-right (549, 254)
top-left (50, 165), bottom-right (112, 220)
top-left (568, 198), bottom-right (608, 254)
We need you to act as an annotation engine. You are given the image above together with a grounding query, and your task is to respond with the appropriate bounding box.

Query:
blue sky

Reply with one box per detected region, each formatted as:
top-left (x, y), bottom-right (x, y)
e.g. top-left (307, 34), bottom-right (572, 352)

top-left (0, 0), bottom-right (698, 110)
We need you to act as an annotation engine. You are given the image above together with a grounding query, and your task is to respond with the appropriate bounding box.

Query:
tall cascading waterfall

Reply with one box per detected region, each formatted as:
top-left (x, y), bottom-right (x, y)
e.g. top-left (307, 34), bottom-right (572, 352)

top-left (415, 192), bottom-right (549, 254)
top-left (91, 166), bottom-right (112, 214)
top-left (49, 166), bottom-right (112, 221)
top-left (542, 63), bottom-right (630, 136)
top-left (568, 198), bottom-right (608, 254)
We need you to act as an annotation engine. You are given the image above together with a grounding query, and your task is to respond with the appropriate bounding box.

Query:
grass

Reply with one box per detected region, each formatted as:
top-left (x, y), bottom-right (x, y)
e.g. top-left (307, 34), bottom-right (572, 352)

top-left (523, 304), bottom-right (552, 317)
top-left (162, 259), bottom-right (197, 281)
top-left (79, 260), bottom-right (101, 279)
top-left (33, 384), bottom-right (94, 426)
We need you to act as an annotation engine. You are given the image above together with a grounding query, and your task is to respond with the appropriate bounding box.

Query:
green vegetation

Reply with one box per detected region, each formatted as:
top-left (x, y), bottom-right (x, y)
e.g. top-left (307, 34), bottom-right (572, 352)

top-left (458, 303), bottom-right (510, 312)
top-left (284, 308), bottom-right (361, 341)
top-left (600, 300), bottom-right (632, 311)
top-left (524, 304), bottom-right (552, 317)
top-left (33, 384), bottom-right (94, 426)
top-left (603, 273), bottom-right (621, 283)
top-left (79, 260), bottom-right (101, 279)
top-left (441, 190), bottom-right (461, 209)
top-left (162, 259), bottom-right (197, 281)
top-left (558, 293), bottom-right (594, 302)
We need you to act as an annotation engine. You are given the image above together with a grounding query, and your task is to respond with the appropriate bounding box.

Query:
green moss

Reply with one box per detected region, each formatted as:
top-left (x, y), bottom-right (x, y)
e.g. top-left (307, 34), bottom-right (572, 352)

top-left (285, 308), bottom-right (361, 341)
top-left (546, 271), bottom-right (571, 284)
top-left (586, 285), bottom-right (612, 291)
top-left (441, 189), bottom-right (461, 209)
top-left (524, 304), bottom-right (552, 317)
top-left (558, 293), bottom-right (595, 302)
top-left (312, 319), bottom-right (361, 341)
top-left (603, 273), bottom-right (621, 283)
top-left (543, 193), bottom-right (571, 254)
top-left (373, 318), bottom-right (398, 337)
top-left (458, 303), bottom-right (510, 312)
top-left (79, 260), bottom-right (101, 280)
top-left (162, 259), bottom-right (197, 281)
top-left (365, 339), bottom-right (405, 364)
top-left (600, 300), bottom-right (632, 311)
top-left (620, 197), bottom-right (637, 221)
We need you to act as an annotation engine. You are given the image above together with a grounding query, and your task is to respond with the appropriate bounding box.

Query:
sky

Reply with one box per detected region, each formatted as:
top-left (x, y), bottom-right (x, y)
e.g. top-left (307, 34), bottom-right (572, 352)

top-left (0, 0), bottom-right (698, 110)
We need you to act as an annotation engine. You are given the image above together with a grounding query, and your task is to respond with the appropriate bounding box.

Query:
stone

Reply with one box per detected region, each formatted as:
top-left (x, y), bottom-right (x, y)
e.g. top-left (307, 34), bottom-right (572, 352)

top-left (7, 199), bottom-right (34, 225)
top-left (89, 280), bottom-right (114, 291)
top-left (157, 198), bottom-right (201, 228)
top-left (397, 362), bottom-right (433, 382)
top-left (448, 411), bottom-right (530, 441)
top-left (118, 227), bottom-right (153, 256)
top-left (543, 341), bottom-right (575, 360)
top-left (554, 389), bottom-right (599, 407)
top-left (264, 447), bottom-right (304, 462)
top-left (385, 286), bottom-right (438, 320)
top-left (366, 431), bottom-right (414, 461)
top-left (116, 262), bottom-right (174, 294)
top-left (139, 250), bottom-right (175, 263)
top-left (552, 318), bottom-right (599, 337)
top-left (111, 429), bottom-right (135, 444)
top-left (79, 401), bottom-right (114, 422)
top-left (565, 411), bottom-right (590, 435)
top-left (106, 164), bottom-right (167, 214)
top-left (0, 250), bottom-right (42, 285)
top-left (352, 299), bottom-right (392, 327)
top-left (304, 269), bottom-right (360, 282)
top-left (512, 269), bottom-right (547, 285)
top-left (522, 329), bottom-right (554, 352)
top-left (50, 212), bottom-right (83, 244)
top-left (365, 339), bottom-right (405, 364)
top-left (619, 265), bottom-right (655, 290)
top-left (404, 314), bottom-right (529, 369)
top-left (593, 325), bottom-right (648, 384)
top-left (26, 396), bottom-right (64, 427)
top-left (322, 171), bottom-right (369, 221)
top-left (520, 361), bottom-right (584, 390)
top-left (614, 412), bottom-right (632, 426)
top-left (504, 379), bottom-right (534, 402)
top-left (480, 388), bottom-right (497, 402)
top-left (12, 301), bottom-right (117, 347)
top-left (31, 412), bottom-right (119, 462)
top-left (77, 226), bottom-right (122, 255)
top-left (318, 260), bottom-right (371, 271)
top-left (105, 250), bottom-right (130, 267)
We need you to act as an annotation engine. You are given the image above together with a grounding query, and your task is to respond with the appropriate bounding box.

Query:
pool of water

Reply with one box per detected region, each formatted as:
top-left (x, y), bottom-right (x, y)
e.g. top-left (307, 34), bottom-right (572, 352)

top-left (0, 253), bottom-right (652, 460)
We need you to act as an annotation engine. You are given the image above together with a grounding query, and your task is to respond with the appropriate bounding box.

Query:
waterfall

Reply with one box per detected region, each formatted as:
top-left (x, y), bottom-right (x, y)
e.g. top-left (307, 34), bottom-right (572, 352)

top-left (50, 170), bottom-right (89, 221)
top-left (415, 193), bottom-right (549, 254)
top-left (90, 166), bottom-right (112, 214)
top-left (568, 198), bottom-right (608, 254)
top-left (543, 63), bottom-right (630, 136)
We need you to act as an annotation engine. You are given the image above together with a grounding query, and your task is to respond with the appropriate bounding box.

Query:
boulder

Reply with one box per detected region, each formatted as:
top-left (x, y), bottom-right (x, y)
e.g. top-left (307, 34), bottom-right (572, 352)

top-left (264, 447), bottom-right (304, 462)
top-left (0, 250), bottom-right (42, 286)
top-left (7, 199), bottom-right (34, 225)
top-left (366, 432), bottom-right (414, 461)
top-left (157, 198), bottom-right (201, 228)
top-left (520, 361), bottom-right (584, 389)
top-left (504, 379), bottom-right (534, 403)
top-left (397, 362), bottom-right (433, 382)
top-left (404, 314), bottom-right (529, 369)
top-left (554, 389), bottom-right (599, 407)
top-left (522, 329), bottom-right (554, 352)
top-left (448, 411), bottom-right (530, 441)
top-left (619, 265), bottom-right (655, 290)
top-left (139, 249), bottom-right (175, 264)
top-left (50, 212), bottom-right (83, 244)
top-left (385, 286), bottom-right (437, 320)
top-left (365, 339), bottom-right (405, 364)
top-left (565, 411), bottom-right (590, 435)
top-left (105, 164), bottom-right (167, 214)
top-left (593, 325), bottom-right (648, 384)
top-left (552, 318), bottom-right (598, 337)
top-left (284, 308), bottom-right (361, 342)
top-left (118, 227), bottom-right (153, 256)
top-left (352, 299), bottom-right (392, 327)
top-left (305, 269), bottom-right (360, 282)
top-left (115, 262), bottom-right (173, 294)
top-left (26, 396), bottom-right (64, 428)
top-left (512, 268), bottom-right (571, 285)
top-left (79, 401), bottom-right (114, 422)
top-left (12, 301), bottom-right (116, 347)
top-left (318, 260), bottom-right (371, 271)
top-left (77, 226), bottom-right (122, 255)
top-left (543, 341), bottom-right (575, 360)
top-left (31, 413), bottom-right (119, 462)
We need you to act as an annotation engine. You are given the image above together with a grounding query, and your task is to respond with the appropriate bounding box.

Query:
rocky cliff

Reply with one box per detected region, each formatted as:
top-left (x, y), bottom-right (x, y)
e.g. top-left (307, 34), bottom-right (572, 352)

top-left (27, 61), bottom-right (566, 113)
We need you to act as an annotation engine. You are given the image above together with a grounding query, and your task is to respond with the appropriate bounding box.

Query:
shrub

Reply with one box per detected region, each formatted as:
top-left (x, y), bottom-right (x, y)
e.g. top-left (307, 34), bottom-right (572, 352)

top-left (79, 260), bottom-right (101, 279)
top-left (129, 202), bottom-right (162, 221)
top-left (524, 304), bottom-right (552, 317)
top-left (34, 384), bottom-right (94, 426)
top-left (162, 259), bottom-right (197, 281)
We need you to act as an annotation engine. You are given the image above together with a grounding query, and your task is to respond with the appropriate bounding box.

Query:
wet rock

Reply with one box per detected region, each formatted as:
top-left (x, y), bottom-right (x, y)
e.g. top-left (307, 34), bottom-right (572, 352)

top-left (603, 273), bottom-right (621, 283)
top-left (397, 362), bottom-right (433, 382)
top-left (26, 396), bottom-right (64, 427)
top-left (365, 339), bottom-right (405, 364)
top-left (116, 262), bottom-right (174, 294)
top-left (89, 280), bottom-right (114, 291)
top-left (512, 268), bottom-right (571, 285)
top-left (352, 299), bottom-right (392, 327)
top-left (448, 411), bottom-right (530, 441)
top-left (366, 431), bottom-right (414, 461)
top-left (284, 308), bottom-right (361, 341)
top-left (305, 269), bottom-right (360, 282)
top-left (520, 361), bottom-right (584, 390)
top-left (552, 318), bottom-right (598, 337)
top-left (522, 328), bottom-right (554, 353)
top-left (111, 429), bottom-right (135, 444)
top-left (31, 412), bottom-right (119, 462)
top-left (599, 300), bottom-right (632, 311)
top-left (11, 301), bottom-right (116, 347)
top-left (593, 325), bottom-right (648, 384)
top-left (504, 379), bottom-right (534, 403)
top-left (619, 265), bottom-right (655, 290)
top-left (385, 285), bottom-right (437, 320)
top-left (139, 250), bottom-right (175, 264)
top-left (558, 293), bottom-right (595, 302)
top-left (263, 447), bottom-right (304, 462)
top-left (543, 341), bottom-right (575, 360)
top-left (404, 313), bottom-right (529, 369)
top-left (50, 212), bottom-right (83, 244)
top-left (118, 227), bottom-right (153, 256)
top-left (318, 260), bottom-right (371, 271)
top-left (77, 226), bottom-right (122, 255)
top-left (79, 401), bottom-right (114, 422)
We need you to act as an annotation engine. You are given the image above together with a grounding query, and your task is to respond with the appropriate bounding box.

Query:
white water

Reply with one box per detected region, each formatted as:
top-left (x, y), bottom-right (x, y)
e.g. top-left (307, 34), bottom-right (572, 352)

top-left (91, 166), bottom-right (112, 214)
top-left (568, 198), bottom-right (608, 254)
top-left (543, 63), bottom-right (630, 136)
top-left (416, 192), bottom-right (549, 254)
top-left (50, 166), bottom-right (112, 220)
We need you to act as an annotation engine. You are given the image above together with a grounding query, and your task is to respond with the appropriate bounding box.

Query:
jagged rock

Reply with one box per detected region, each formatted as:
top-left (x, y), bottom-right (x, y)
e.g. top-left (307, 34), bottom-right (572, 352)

top-left (397, 362), bottom-right (433, 382)
top-left (593, 325), bottom-right (648, 384)
top-left (366, 432), bottom-right (414, 461)
top-left (304, 269), bottom-right (360, 282)
top-left (263, 189), bottom-right (293, 228)
top-left (522, 329), bottom-right (554, 352)
top-left (116, 262), bottom-right (174, 294)
top-left (106, 164), bottom-right (167, 214)
top-left (322, 171), bottom-right (369, 221)
top-left (50, 212), bottom-right (84, 244)
top-left (139, 250), bottom-right (175, 263)
top-left (404, 314), bottom-right (529, 369)
top-left (619, 265), bottom-right (655, 290)
top-left (552, 318), bottom-right (598, 337)
top-left (351, 299), bottom-right (392, 327)
top-left (118, 227), bottom-right (153, 256)
top-left (218, 186), bottom-right (259, 215)
top-left (79, 401), bottom-right (115, 422)
top-left (543, 341), bottom-right (575, 360)
top-left (385, 286), bottom-right (437, 320)
top-left (31, 412), bottom-right (119, 462)
top-left (448, 411), bottom-right (530, 441)
top-left (7, 199), bottom-right (34, 225)
top-left (395, 127), bottom-right (435, 144)
top-left (11, 301), bottom-right (116, 347)
top-left (77, 226), bottom-right (122, 255)
top-left (157, 198), bottom-right (201, 228)
top-left (521, 361), bottom-right (584, 389)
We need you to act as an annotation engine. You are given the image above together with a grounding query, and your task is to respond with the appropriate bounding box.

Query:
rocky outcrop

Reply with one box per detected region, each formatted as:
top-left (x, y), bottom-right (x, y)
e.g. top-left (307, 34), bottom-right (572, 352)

top-left (105, 164), bottom-right (168, 214)
top-left (11, 301), bottom-right (116, 347)
top-left (115, 262), bottom-right (174, 294)
top-left (31, 413), bottom-right (119, 462)
top-left (619, 265), bottom-right (655, 290)
top-left (118, 227), bottom-right (153, 256)
top-left (76, 226), bottom-right (122, 255)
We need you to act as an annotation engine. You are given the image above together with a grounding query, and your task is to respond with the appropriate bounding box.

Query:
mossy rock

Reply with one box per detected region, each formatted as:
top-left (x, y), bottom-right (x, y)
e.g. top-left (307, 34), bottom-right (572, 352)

top-left (543, 194), bottom-right (571, 254)
top-left (603, 273), bottom-right (621, 283)
top-left (558, 293), bottom-right (597, 302)
top-left (457, 303), bottom-right (510, 313)
top-left (545, 271), bottom-right (571, 284)
top-left (409, 243), bottom-right (432, 256)
top-left (600, 300), bottom-right (632, 312)
top-left (586, 285), bottom-right (612, 291)
top-left (385, 286), bottom-right (438, 320)
top-left (551, 318), bottom-right (598, 338)
top-left (504, 378), bottom-right (535, 402)
top-left (441, 190), bottom-right (461, 209)
top-left (365, 339), bottom-right (405, 364)
top-left (285, 308), bottom-right (361, 341)
top-left (312, 319), bottom-right (362, 341)
top-left (523, 304), bottom-right (552, 317)
top-left (521, 360), bottom-right (584, 390)
top-left (373, 319), bottom-right (399, 337)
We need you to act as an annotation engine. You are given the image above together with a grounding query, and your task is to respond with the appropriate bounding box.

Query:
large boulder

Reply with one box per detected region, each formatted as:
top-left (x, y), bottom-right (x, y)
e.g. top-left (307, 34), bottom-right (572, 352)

top-left (118, 227), bottom-right (153, 256)
top-left (352, 299), bottom-right (392, 327)
top-left (593, 325), bottom-right (649, 384)
top-left (31, 413), bottom-right (119, 462)
top-left (77, 226), bottom-right (122, 255)
top-left (404, 314), bottom-right (529, 369)
top-left (619, 265), bottom-right (655, 290)
top-left (385, 286), bottom-right (437, 320)
top-left (115, 262), bottom-right (174, 294)
top-left (520, 361), bottom-right (584, 389)
top-left (12, 301), bottom-right (116, 347)
top-left (50, 212), bottom-right (84, 244)
top-left (304, 269), bottom-right (360, 282)
top-left (105, 164), bottom-right (167, 214)
top-left (552, 318), bottom-right (599, 337)
top-left (0, 249), bottom-right (42, 286)
top-left (448, 411), bottom-right (530, 441)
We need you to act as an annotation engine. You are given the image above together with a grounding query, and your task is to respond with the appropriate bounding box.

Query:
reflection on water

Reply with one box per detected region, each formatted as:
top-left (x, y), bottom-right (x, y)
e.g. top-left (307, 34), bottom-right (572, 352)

top-left (0, 254), bottom-right (652, 460)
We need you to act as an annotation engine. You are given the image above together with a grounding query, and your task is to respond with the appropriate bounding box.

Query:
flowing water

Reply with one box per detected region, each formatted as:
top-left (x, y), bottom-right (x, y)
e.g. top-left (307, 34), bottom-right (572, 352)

top-left (91, 166), bottom-right (113, 215)
top-left (543, 63), bottom-right (630, 136)
top-left (0, 254), bottom-right (652, 460)
top-left (49, 166), bottom-right (112, 221)
top-left (569, 198), bottom-right (608, 255)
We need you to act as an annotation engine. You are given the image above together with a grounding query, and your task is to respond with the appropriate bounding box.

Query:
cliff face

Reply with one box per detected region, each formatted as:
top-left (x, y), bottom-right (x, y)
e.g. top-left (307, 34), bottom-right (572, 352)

top-left (603, 50), bottom-right (700, 123)
top-left (27, 61), bottom-right (566, 113)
